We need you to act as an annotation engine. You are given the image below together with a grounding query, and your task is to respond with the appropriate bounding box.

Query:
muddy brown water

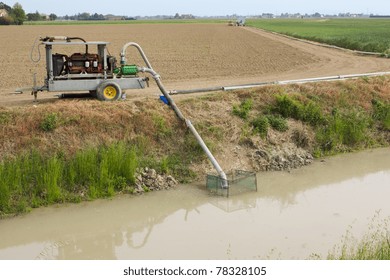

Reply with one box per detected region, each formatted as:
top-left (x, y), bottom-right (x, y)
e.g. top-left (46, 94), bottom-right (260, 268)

top-left (1, 148), bottom-right (390, 260)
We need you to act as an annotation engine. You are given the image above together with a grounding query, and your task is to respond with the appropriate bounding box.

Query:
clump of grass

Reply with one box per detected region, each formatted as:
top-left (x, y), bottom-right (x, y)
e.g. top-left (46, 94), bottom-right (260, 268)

top-left (40, 112), bottom-right (59, 132)
top-left (251, 116), bottom-right (269, 138)
top-left (0, 111), bottom-right (12, 125)
top-left (266, 114), bottom-right (289, 132)
top-left (271, 94), bottom-right (302, 120)
top-left (232, 98), bottom-right (253, 120)
top-left (316, 109), bottom-right (370, 153)
top-left (302, 102), bottom-right (325, 126)
top-left (271, 94), bottom-right (325, 126)
top-left (328, 215), bottom-right (390, 260)
top-left (372, 99), bottom-right (390, 131)
top-left (152, 114), bottom-right (172, 140)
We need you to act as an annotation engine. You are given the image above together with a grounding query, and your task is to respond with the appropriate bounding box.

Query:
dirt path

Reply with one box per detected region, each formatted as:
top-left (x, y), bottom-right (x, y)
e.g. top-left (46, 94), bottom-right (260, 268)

top-left (242, 27), bottom-right (390, 80)
top-left (1, 24), bottom-right (389, 107)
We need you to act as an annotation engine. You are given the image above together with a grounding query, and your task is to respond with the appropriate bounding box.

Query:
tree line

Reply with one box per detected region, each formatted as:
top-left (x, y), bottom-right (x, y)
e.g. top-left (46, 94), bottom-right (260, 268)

top-left (0, 2), bottom-right (135, 25)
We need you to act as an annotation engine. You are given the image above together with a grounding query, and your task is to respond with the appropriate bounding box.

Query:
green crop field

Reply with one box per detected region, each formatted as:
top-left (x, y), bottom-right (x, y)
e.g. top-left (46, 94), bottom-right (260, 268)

top-left (247, 18), bottom-right (390, 54)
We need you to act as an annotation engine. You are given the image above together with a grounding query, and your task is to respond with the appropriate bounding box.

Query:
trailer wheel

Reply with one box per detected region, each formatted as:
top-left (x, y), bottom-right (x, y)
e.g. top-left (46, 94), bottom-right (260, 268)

top-left (96, 82), bottom-right (122, 101)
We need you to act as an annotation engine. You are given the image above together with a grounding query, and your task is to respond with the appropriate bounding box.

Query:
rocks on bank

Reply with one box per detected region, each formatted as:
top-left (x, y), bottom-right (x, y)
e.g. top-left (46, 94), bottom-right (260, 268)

top-left (133, 167), bottom-right (179, 194)
top-left (251, 144), bottom-right (314, 171)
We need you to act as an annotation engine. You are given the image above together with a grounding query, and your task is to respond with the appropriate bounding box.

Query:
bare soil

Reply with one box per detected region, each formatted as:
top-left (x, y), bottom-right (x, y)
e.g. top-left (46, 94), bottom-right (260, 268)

top-left (1, 24), bottom-right (389, 107)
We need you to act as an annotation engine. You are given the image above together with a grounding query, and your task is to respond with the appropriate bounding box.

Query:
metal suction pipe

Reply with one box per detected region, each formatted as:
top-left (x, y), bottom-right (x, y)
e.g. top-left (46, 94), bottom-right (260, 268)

top-left (186, 120), bottom-right (228, 188)
top-left (121, 42), bottom-right (153, 68)
top-left (138, 67), bottom-right (185, 121)
top-left (138, 66), bottom-right (228, 188)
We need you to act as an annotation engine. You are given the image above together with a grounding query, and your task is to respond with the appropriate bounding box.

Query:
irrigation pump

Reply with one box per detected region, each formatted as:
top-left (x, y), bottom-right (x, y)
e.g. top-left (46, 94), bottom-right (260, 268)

top-left (20, 36), bottom-right (151, 101)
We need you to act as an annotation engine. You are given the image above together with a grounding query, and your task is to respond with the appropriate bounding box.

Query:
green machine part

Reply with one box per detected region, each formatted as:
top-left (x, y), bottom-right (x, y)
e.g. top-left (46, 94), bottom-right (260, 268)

top-left (114, 65), bottom-right (139, 75)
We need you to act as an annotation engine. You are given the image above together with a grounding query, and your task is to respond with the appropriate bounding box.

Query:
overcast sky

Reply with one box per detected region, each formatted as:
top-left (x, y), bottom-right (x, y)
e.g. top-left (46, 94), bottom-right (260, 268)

top-left (5, 0), bottom-right (390, 16)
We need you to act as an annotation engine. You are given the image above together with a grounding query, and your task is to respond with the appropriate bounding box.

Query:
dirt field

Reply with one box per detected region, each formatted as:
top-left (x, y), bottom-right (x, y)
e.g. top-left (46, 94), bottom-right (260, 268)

top-left (0, 23), bottom-right (389, 106)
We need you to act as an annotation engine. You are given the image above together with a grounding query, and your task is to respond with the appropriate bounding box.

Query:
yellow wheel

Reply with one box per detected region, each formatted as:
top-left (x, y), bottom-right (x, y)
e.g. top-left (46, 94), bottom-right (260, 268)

top-left (103, 85), bottom-right (117, 99)
top-left (97, 82), bottom-right (122, 101)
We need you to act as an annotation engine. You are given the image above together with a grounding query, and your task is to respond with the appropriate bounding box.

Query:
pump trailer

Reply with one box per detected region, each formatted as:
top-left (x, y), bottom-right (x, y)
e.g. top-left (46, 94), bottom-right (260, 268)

top-left (27, 36), bottom-right (151, 101)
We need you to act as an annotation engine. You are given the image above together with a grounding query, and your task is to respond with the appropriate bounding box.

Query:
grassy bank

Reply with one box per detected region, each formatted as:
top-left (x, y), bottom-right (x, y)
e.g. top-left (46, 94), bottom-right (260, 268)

top-left (247, 18), bottom-right (390, 54)
top-left (230, 76), bottom-right (390, 157)
top-left (1, 76), bottom-right (390, 217)
top-left (0, 140), bottom-right (197, 215)
top-left (0, 99), bottom-right (203, 216)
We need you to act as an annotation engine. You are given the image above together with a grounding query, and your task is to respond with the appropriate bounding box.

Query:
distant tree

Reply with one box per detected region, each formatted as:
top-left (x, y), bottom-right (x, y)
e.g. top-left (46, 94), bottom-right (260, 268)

top-left (49, 13), bottom-right (57, 21)
top-left (78, 12), bottom-right (90, 20)
top-left (10, 2), bottom-right (26, 25)
top-left (91, 13), bottom-right (104, 20)
top-left (27, 11), bottom-right (42, 21)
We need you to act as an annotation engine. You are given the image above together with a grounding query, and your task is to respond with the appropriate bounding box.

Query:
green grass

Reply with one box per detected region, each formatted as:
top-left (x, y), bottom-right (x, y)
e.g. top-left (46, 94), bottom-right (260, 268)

top-left (271, 94), bottom-right (325, 126)
top-left (232, 98), bottom-right (253, 120)
top-left (0, 140), bottom-right (193, 216)
top-left (251, 115), bottom-right (269, 138)
top-left (372, 99), bottom-right (390, 130)
top-left (316, 110), bottom-right (370, 152)
top-left (266, 114), bottom-right (289, 132)
top-left (230, 85), bottom-right (389, 157)
top-left (247, 18), bottom-right (390, 54)
top-left (327, 215), bottom-right (390, 260)
top-left (40, 112), bottom-right (59, 132)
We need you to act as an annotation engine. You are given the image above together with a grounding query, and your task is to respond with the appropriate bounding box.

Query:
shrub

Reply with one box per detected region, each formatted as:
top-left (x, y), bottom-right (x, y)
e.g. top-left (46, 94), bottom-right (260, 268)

top-left (266, 114), bottom-right (289, 132)
top-left (372, 99), bottom-right (390, 131)
top-left (40, 113), bottom-right (59, 132)
top-left (0, 111), bottom-right (12, 124)
top-left (271, 94), bottom-right (324, 126)
top-left (113, 176), bottom-right (128, 191)
top-left (340, 111), bottom-right (370, 146)
top-left (0, 165), bottom-right (10, 213)
top-left (251, 116), bottom-right (269, 138)
top-left (272, 94), bottom-right (302, 120)
top-left (232, 98), bottom-right (253, 120)
top-left (301, 101), bottom-right (325, 126)
top-left (316, 110), bottom-right (370, 152)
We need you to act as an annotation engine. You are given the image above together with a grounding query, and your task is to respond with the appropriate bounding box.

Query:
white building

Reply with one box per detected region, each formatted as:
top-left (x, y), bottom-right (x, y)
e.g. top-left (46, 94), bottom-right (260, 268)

top-left (0, 9), bottom-right (8, 17)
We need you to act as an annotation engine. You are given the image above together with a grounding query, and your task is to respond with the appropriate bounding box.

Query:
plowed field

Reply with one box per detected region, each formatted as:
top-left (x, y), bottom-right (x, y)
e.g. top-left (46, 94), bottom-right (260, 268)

top-left (0, 23), bottom-right (389, 106)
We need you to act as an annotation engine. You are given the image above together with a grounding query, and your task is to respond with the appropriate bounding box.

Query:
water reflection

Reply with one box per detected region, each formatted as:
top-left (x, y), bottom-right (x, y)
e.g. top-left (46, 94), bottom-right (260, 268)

top-left (0, 148), bottom-right (389, 260)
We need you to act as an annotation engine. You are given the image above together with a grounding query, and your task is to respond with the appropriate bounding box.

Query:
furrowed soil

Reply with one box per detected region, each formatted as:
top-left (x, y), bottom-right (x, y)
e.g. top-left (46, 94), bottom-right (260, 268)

top-left (0, 23), bottom-right (389, 106)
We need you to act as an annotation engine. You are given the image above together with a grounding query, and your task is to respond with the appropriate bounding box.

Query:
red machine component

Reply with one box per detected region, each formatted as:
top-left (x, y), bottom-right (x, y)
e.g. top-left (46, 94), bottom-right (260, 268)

top-left (67, 53), bottom-right (102, 74)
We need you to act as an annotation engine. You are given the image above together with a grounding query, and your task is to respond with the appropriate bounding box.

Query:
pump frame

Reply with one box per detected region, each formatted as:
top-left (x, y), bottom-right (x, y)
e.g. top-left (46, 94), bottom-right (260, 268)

top-left (31, 39), bottom-right (148, 100)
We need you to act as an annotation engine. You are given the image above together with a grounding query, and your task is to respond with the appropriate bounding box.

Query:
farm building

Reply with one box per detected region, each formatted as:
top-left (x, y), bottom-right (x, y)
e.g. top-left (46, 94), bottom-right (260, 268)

top-left (0, 8), bottom-right (8, 17)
